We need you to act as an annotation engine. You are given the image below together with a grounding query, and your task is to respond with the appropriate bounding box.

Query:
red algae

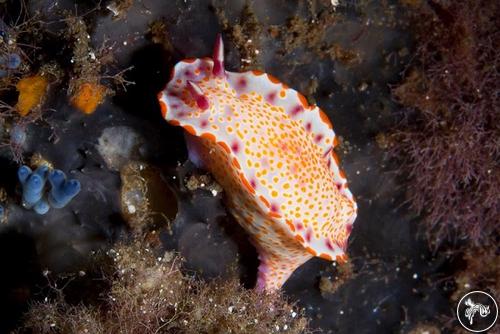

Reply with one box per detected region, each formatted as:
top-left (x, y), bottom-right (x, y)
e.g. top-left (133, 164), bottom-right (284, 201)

top-left (390, 0), bottom-right (499, 246)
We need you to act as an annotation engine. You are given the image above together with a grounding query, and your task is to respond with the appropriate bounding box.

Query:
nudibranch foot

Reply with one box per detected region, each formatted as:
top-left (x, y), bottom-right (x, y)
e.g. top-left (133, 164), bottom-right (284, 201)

top-left (159, 35), bottom-right (357, 290)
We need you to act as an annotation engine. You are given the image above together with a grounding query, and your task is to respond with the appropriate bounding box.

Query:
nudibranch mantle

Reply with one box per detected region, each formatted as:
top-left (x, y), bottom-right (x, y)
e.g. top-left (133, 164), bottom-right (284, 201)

top-left (158, 36), bottom-right (357, 291)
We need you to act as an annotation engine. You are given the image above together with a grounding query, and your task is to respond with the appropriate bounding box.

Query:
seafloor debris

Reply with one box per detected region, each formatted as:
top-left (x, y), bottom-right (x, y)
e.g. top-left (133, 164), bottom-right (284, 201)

top-left (185, 173), bottom-right (223, 197)
top-left (147, 19), bottom-right (174, 53)
top-left (17, 165), bottom-right (80, 214)
top-left (319, 262), bottom-right (354, 296)
top-left (120, 161), bottom-right (177, 233)
top-left (18, 242), bottom-right (310, 334)
top-left (407, 323), bottom-right (441, 334)
top-left (451, 246), bottom-right (499, 303)
top-left (159, 36), bottom-right (357, 290)
top-left (216, 4), bottom-right (262, 70)
top-left (97, 126), bottom-right (145, 171)
top-left (15, 75), bottom-right (48, 116)
top-left (106, 0), bottom-right (134, 20)
top-left (29, 153), bottom-right (54, 170)
top-left (276, 10), bottom-right (359, 65)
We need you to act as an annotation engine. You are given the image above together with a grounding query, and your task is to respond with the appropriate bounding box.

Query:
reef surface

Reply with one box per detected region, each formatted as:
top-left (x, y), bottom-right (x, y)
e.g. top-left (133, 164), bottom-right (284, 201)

top-left (0, 1), bottom-right (497, 333)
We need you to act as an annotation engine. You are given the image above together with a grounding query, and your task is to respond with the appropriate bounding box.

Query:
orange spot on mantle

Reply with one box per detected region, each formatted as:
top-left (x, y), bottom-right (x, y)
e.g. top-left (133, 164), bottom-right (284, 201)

top-left (305, 247), bottom-right (317, 256)
top-left (268, 211), bottom-right (282, 218)
top-left (159, 100), bottom-right (168, 118)
top-left (266, 73), bottom-right (281, 84)
top-left (239, 173), bottom-right (255, 194)
top-left (232, 157), bottom-right (241, 169)
top-left (183, 125), bottom-right (197, 135)
top-left (201, 132), bottom-right (216, 142)
top-left (297, 92), bottom-right (309, 108)
top-left (332, 151), bottom-right (340, 165)
top-left (218, 141), bottom-right (231, 154)
top-left (333, 136), bottom-right (340, 147)
top-left (294, 234), bottom-right (305, 244)
top-left (319, 109), bottom-right (333, 129)
top-left (335, 254), bottom-right (348, 263)
top-left (319, 253), bottom-right (333, 261)
top-left (259, 195), bottom-right (270, 208)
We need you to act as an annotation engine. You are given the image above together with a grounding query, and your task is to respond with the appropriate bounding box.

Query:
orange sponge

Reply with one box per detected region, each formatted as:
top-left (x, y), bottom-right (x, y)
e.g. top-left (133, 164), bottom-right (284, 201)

top-left (70, 82), bottom-right (107, 114)
top-left (15, 75), bottom-right (49, 116)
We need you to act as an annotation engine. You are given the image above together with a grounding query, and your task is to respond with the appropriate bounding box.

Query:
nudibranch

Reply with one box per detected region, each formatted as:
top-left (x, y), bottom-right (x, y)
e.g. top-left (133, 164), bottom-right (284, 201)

top-left (158, 35), bottom-right (357, 290)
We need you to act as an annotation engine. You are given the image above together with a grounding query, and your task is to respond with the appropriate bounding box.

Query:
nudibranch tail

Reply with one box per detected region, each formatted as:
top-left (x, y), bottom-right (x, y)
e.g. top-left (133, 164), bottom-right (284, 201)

top-left (187, 80), bottom-right (210, 110)
top-left (256, 251), bottom-right (312, 291)
top-left (212, 34), bottom-right (225, 78)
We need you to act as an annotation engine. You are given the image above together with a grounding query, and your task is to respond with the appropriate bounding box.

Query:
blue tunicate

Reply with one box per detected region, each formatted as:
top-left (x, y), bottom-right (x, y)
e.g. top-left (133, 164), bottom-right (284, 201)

top-left (17, 165), bottom-right (81, 214)
top-left (33, 198), bottom-right (50, 215)
top-left (48, 169), bottom-right (81, 209)
top-left (5, 53), bottom-right (21, 69)
top-left (18, 165), bottom-right (49, 208)
top-left (10, 125), bottom-right (26, 146)
top-left (0, 204), bottom-right (4, 219)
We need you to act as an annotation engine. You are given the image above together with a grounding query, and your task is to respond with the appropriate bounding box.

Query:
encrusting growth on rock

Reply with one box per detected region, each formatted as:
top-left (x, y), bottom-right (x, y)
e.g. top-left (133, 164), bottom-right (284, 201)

top-left (70, 82), bottom-right (107, 115)
top-left (15, 75), bottom-right (48, 116)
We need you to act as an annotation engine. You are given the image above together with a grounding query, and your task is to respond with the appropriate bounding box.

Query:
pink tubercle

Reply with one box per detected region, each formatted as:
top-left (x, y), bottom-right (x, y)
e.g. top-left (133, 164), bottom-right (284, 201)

top-left (314, 134), bottom-right (324, 143)
top-left (291, 105), bottom-right (304, 116)
top-left (266, 91), bottom-right (277, 103)
top-left (238, 78), bottom-right (247, 88)
top-left (187, 80), bottom-right (210, 110)
top-left (346, 223), bottom-right (353, 234)
top-left (231, 141), bottom-right (240, 153)
top-left (305, 229), bottom-right (312, 242)
top-left (212, 34), bottom-right (225, 78)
